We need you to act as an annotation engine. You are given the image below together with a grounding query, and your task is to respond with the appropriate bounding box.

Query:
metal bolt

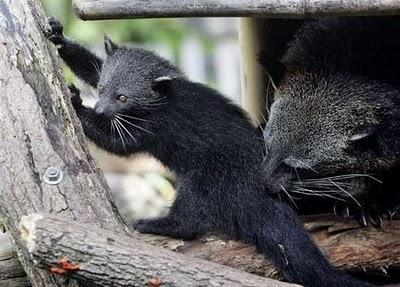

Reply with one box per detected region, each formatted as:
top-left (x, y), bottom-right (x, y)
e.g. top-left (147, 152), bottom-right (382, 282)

top-left (43, 166), bottom-right (63, 185)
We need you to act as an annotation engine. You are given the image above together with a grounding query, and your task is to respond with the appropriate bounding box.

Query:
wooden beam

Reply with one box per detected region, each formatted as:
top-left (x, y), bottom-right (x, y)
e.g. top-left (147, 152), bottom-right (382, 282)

top-left (72, 0), bottom-right (400, 20)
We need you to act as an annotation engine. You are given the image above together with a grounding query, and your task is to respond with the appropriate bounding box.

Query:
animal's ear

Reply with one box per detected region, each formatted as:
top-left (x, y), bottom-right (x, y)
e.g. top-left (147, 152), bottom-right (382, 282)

top-left (104, 35), bottom-right (119, 56)
top-left (151, 76), bottom-right (174, 93)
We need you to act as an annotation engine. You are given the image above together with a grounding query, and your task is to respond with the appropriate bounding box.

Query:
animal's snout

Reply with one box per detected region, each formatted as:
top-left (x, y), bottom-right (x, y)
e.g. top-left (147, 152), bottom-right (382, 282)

top-left (264, 157), bottom-right (292, 194)
top-left (264, 156), bottom-right (316, 194)
top-left (94, 102), bottom-right (108, 117)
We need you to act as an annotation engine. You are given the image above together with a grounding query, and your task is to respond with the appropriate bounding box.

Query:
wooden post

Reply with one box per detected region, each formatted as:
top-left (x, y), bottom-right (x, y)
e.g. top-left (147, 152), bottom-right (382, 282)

top-left (238, 18), bottom-right (267, 125)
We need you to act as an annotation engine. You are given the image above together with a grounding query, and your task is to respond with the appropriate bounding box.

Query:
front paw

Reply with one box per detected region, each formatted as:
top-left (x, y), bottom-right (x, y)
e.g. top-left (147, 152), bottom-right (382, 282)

top-left (47, 17), bottom-right (65, 46)
top-left (68, 84), bottom-right (82, 109)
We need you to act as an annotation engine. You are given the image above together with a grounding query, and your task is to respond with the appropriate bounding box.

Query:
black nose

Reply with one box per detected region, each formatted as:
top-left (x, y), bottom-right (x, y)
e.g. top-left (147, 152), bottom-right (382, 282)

top-left (264, 157), bottom-right (293, 194)
top-left (94, 103), bottom-right (106, 116)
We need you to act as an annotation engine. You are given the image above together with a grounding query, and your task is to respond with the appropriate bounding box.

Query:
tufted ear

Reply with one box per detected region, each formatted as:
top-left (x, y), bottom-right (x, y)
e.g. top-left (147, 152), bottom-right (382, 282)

top-left (104, 35), bottom-right (119, 57)
top-left (151, 76), bottom-right (174, 93)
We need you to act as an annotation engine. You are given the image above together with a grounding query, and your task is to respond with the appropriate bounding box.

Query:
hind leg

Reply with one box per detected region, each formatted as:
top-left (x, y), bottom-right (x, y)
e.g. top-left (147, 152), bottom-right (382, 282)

top-left (133, 186), bottom-right (210, 239)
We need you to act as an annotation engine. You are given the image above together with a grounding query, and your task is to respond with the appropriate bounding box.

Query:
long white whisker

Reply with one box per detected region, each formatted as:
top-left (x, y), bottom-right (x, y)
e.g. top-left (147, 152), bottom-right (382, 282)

top-left (327, 179), bottom-right (361, 207)
top-left (293, 188), bottom-right (346, 202)
top-left (293, 182), bottom-right (354, 188)
top-left (280, 185), bottom-right (298, 209)
top-left (115, 115), bottom-right (154, 135)
top-left (115, 117), bottom-right (138, 144)
top-left (327, 174), bottom-right (383, 183)
top-left (116, 113), bottom-right (148, 122)
top-left (113, 119), bottom-right (126, 150)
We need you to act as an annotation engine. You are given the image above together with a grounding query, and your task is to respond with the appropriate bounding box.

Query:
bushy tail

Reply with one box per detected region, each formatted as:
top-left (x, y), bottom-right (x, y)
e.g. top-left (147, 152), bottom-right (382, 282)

top-left (236, 198), bottom-right (374, 287)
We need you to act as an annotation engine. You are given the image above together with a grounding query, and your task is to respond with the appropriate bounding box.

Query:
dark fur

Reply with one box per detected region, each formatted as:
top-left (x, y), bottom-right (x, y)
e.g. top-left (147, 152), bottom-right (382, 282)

top-left (263, 17), bottom-right (400, 225)
top-left (48, 17), bottom-right (374, 286)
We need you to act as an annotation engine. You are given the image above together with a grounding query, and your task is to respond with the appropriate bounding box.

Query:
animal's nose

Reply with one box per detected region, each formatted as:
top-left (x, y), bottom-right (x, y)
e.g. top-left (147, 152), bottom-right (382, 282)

top-left (94, 102), bottom-right (106, 116)
top-left (264, 157), bottom-right (292, 194)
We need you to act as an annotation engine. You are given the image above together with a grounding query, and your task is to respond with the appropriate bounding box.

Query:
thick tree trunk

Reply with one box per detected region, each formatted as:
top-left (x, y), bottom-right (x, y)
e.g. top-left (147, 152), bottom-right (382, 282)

top-left (0, 0), bottom-right (130, 285)
top-left (0, 1), bottom-right (294, 286)
top-left (0, 233), bottom-right (31, 287)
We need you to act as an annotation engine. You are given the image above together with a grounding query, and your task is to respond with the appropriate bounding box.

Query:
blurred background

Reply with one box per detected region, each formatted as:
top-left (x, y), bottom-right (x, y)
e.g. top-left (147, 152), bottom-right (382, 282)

top-left (43, 0), bottom-right (241, 223)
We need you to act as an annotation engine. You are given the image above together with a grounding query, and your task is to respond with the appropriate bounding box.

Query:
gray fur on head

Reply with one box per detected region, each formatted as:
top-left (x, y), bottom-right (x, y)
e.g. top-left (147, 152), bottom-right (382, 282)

top-left (263, 17), bottom-right (400, 208)
top-left (96, 42), bottom-right (183, 117)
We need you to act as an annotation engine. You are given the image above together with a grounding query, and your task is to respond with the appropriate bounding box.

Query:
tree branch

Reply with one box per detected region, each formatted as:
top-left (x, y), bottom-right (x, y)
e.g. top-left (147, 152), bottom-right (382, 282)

top-left (2, 215), bottom-right (399, 286)
top-left (19, 213), bottom-right (296, 287)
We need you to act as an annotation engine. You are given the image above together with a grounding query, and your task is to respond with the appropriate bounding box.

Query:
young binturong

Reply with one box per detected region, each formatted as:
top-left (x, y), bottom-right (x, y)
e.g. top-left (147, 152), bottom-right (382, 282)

top-left (47, 17), bottom-right (374, 287)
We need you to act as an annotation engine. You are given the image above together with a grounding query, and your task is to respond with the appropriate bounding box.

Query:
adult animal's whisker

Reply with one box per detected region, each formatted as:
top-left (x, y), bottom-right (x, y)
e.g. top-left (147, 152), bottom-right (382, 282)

top-left (115, 115), bottom-right (154, 135)
top-left (293, 181), bottom-right (353, 188)
top-left (280, 185), bottom-right (298, 209)
top-left (116, 113), bottom-right (148, 122)
top-left (327, 179), bottom-right (361, 207)
top-left (293, 187), bottom-right (347, 202)
top-left (316, 174), bottom-right (383, 184)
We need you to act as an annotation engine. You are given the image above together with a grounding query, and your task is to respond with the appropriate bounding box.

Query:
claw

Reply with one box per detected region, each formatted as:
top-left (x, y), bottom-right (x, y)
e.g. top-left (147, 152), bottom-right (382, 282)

top-left (369, 215), bottom-right (383, 228)
top-left (343, 206), bottom-right (350, 222)
top-left (68, 84), bottom-right (82, 108)
top-left (47, 16), bottom-right (63, 34)
top-left (358, 210), bottom-right (368, 227)
top-left (392, 206), bottom-right (400, 219)
top-left (46, 17), bottom-right (65, 47)
top-left (386, 209), bottom-right (393, 221)
top-left (333, 203), bottom-right (339, 216)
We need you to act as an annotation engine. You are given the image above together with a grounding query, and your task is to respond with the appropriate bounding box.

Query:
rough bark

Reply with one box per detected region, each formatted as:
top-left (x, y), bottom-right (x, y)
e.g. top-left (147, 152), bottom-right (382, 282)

top-left (17, 213), bottom-right (296, 287)
top-left (0, 233), bottom-right (31, 287)
top-left (0, 1), bottom-right (296, 287)
top-left (2, 215), bottom-right (399, 286)
top-left (0, 0), bottom-right (130, 285)
top-left (72, 0), bottom-right (400, 20)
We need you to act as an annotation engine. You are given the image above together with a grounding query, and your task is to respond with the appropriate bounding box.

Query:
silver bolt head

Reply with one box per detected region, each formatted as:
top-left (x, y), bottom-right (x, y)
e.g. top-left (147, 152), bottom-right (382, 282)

top-left (43, 166), bottom-right (63, 185)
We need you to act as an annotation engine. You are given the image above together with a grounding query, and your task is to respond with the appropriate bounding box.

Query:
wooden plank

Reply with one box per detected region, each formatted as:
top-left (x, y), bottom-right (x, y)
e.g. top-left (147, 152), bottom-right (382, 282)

top-left (73, 0), bottom-right (400, 20)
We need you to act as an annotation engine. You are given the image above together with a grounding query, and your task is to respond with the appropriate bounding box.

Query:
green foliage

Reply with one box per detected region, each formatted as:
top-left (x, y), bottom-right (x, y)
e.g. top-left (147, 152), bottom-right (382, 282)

top-left (42, 0), bottom-right (192, 57)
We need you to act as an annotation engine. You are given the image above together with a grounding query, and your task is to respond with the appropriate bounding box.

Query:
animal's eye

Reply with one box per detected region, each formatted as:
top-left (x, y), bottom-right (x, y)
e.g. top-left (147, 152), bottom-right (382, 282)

top-left (98, 85), bottom-right (105, 93)
top-left (117, 94), bottom-right (127, 103)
